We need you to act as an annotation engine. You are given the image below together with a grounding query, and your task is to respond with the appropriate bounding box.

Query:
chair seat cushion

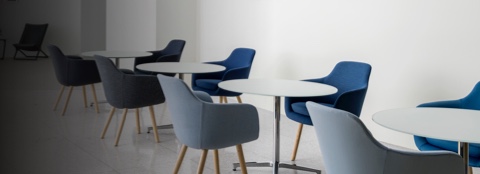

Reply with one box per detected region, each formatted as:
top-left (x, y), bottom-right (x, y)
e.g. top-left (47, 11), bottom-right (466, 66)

top-left (14, 43), bottom-right (37, 50)
top-left (195, 79), bottom-right (221, 90)
top-left (291, 102), bottom-right (334, 116)
top-left (426, 137), bottom-right (480, 157)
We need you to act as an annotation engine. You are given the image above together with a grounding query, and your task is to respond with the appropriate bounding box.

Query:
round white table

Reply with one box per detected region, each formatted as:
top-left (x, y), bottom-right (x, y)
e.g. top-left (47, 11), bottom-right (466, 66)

top-left (373, 107), bottom-right (480, 174)
top-left (81, 50), bottom-right (152, 68)
top-left (136, 62), bottom-right (225, 80)
top-left (219, 79), bottom-right (337, 174)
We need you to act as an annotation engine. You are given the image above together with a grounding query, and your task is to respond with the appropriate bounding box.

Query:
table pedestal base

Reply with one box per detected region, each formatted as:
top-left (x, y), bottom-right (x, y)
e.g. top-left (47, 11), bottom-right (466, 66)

top-left (232, 162), bottom-right (321, 173)
top-left (147, 124), bottom-right (173, 133)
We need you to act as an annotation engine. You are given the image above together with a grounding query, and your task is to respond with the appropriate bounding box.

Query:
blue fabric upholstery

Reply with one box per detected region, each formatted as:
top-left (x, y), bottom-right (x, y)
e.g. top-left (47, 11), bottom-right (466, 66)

top-left (133, 39), bottom-right (185, 76)
top-left (306, 101), bottom-right (464, 174)
top-left (285, 61), bottom-right (372, 125)
top-left (191, 48), bottom-right (255, 97)
top-left (414, 81), bottom-right (480, 167)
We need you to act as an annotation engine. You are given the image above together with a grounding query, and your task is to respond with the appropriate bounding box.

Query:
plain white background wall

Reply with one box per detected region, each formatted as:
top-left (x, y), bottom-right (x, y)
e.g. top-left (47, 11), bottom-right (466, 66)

top-left (196, 0), bottom-right (480, 149)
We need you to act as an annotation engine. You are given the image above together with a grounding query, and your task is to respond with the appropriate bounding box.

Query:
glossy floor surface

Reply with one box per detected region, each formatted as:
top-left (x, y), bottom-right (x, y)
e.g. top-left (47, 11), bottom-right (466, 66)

top-left (0, 58), bottom-right (326, 174)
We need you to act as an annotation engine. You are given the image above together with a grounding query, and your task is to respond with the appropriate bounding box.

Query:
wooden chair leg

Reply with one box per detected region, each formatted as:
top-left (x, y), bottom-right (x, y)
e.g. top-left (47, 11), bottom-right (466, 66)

top-left (135, 108), bottom-right (141, 134)
top-left (149, 106), bottom-right (160, 143)
top-left (173, 145), bottom-right (188, 174)
top-left (61, 86), bottom-right (74, 116)
top-left (236, 144), bottom-right (248, 174)
top-left (236, 96), bottom-right (243, 103)
top-left (291, 123), bottom-right (303, 161)
top-left (82, 85), bottom-right (87, 108)
top-left (197, 149), bottom-right (208, 174)
top-left (90, 84), bottom-right (99, 113)
top-left (53, 85), bottom-right (65, 110)
top-left (219, 96), bottom-right (224, 103)
top-left (114, 108), bottom-right (128, 146)
top-left (101, 107), bottom-right (116, 139)
top-left (223, 96), bottom-right (228, 103)
top-left (214, 149), bottom-right (220, 174)
top-left (468, 166), bottom-right (473, 174)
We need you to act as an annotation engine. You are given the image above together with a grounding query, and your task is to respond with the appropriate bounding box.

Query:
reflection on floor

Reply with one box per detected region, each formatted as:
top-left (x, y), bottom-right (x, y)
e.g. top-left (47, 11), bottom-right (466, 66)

top-left (0, 58), bottom-right (475, 174)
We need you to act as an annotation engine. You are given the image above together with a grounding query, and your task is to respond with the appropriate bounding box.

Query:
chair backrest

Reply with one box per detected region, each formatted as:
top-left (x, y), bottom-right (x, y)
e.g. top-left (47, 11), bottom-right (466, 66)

top-left (19, 23), bottom-right (48, 48)
top-left (222, 48), bottom-right (256, 71)
top-left (95, 55), bottom-right (165, 109)
top-left (306, 101), bottom-right (387, 174)
top-left (161, 39), bottom-right (186, 56)
top-left (322, 61), bottom-right (372, 115)
top-left (460, 81), bottom-right (480, 110)
top-left (157, 74), bottom-right (210, 148)
top-left (48, 44), bottom-right (69, 86)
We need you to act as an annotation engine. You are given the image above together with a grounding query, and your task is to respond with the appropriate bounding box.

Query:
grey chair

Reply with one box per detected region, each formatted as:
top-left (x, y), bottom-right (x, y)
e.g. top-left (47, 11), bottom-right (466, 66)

top-left (306, 101), bottom-right (464, 174)
top-left (157, 74), bottom-right (259, 174)
top-left (95, 55), bottom-right (164, 146)
top-left (48, 44), bottom-right (101, 116)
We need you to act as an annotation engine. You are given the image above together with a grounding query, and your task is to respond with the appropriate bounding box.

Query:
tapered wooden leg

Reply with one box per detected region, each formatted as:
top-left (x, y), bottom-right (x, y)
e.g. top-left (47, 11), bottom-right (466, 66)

top-left (291, 123), bottom-right (303, 161)
top-left (149, 106), bottom-right (160, 143)
top-left (101, 107), bottom-right (116, 139)
top-left (61, 86), bottom-right (74, 116)
top-left (90, 84), bottom-right (99, 113)
top-left (82, 85), bottom-right (87, 108)
top-left (114, 108), bottom-right (128, 146)
top-left (219, 96), bottom-right (224, 103)
top-left (214, 150), bottom-right (220, 174)
top-left (53, 85), bottom-right (65, 110)
top-left (236, 96), bottom-right (243, 103)
top-left (236, 144), bottom-right (248, 174)
top-left (173, 145), bottom-right (188, 174)
top-left (197, 149), bottom-right (208, 174)
top-left (468, 166), bottom-right (473, 174)
top-left (135, 108), bottom-right (141, 134)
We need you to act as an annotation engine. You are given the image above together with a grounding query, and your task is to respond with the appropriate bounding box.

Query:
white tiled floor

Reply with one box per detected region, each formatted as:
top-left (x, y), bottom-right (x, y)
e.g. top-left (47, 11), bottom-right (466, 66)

top-left (0, 58), bottom-right (326, 174)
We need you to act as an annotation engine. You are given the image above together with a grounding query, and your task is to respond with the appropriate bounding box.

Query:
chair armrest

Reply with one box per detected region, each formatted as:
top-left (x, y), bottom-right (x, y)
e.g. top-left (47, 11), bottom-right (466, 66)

top-left (221, 67), bottom-right (251, 80)
top-left (67, 55), bottom-right (83, 60)
top-left (200, 103), bottom-right (260, 149)
top-left (384, 150), bottom-right (463, 174)
top-left (417, 100), bottom-right (462, 108)
top-left (193, 91), bottom-right (213, 103)
top-left (304, 77), bottom-right (326, 83)
top-left (332, 87), bottom-right (368, 116)
top-left (155, 54), bottom-right (180, 63)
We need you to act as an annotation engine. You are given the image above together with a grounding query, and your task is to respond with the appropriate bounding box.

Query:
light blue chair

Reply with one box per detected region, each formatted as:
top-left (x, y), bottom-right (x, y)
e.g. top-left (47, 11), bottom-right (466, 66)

top-left (415, 81), bottom-right (480, 173)
top-left (191, 48), bottom-right (255, 103)
top-left (285, 61), bottom-right (372, 160)
top-left (306, 101), bottom-right (464, 174)
top-left (157, 74), bottom-right (259, 174)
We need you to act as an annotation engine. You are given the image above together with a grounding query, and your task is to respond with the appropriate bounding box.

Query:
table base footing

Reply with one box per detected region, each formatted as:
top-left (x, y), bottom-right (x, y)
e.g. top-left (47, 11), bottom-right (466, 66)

top-left (232, 161), bottom-right (321, 173)
top-left (147, 124), bottom-right (173, 133)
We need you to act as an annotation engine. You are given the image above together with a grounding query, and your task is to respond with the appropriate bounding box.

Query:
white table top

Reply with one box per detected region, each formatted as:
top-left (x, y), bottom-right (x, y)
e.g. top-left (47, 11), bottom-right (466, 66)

top-left (218, 79), bottom-right (337, 97)
top-left (81, 50), bottom-right (152, 58)
top-left (136, 62), bottom-right (225, 74)
top-left (373, 107), bottom-right (480, 144)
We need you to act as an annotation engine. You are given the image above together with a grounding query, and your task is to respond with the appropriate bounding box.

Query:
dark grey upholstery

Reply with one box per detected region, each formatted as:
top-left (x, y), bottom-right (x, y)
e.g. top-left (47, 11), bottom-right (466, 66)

top-left (95, 55), bottom-right (165, 146)
top-left (48, 44), bottom-right (101, 115)
top-left (157, 74), bottom-right (259, 174)
top-left (133, 39), bottom-right (186, 76)
top-left (14, 23), bottom-right (49, 60)
top-left (306, 101), bottom-right (464, 174)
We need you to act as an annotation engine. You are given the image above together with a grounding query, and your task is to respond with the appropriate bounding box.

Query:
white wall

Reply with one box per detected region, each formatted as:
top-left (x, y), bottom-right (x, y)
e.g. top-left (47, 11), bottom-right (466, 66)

top-left (196, 0), bottom-right (480, 149)
top-left (106, 0), bottom-right (157, 70)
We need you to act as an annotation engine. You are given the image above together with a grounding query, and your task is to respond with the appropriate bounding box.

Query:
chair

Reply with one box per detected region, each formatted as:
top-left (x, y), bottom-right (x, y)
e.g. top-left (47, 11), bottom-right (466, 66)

top-left (14, 23), bottom-right (49, 60)
top-left (48, 44), bottom-right (101, 116)
top-left (157, 74), bottom-right (259, 174)
top-left (285, 61), bottom-right (372, 161)
top-left (133, 39), bottom-right (186, 76)
top-left (306, 101), bottom-right (464, 174)
top-left (94, 55), bottom-right (164, 146)
top-left (191, 48), bottom-right (255, 103)
top-left (415, 81), bottom-right (480, 173)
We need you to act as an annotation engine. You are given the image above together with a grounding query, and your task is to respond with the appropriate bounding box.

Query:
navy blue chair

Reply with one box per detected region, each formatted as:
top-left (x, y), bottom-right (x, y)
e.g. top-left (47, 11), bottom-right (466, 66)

top-left (415, 81), bottom-right (480, 173)
top-left (191, 48), bottom-right (255, 103)
top-left (133, 39), bottom-right (186, 76)
top-left (48, 44), bottom-right (101, 116)
top-left (285, 61), bottom-right (372, 161)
